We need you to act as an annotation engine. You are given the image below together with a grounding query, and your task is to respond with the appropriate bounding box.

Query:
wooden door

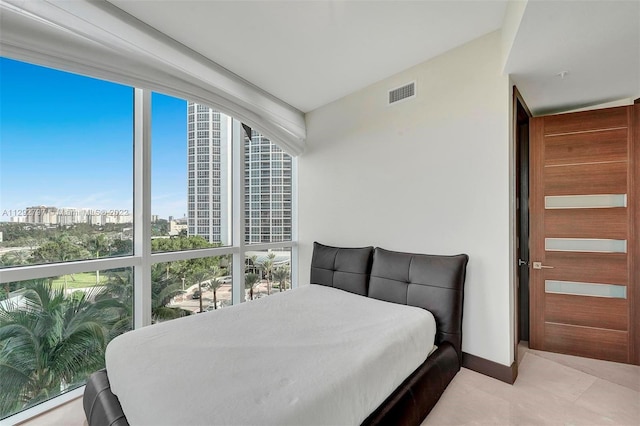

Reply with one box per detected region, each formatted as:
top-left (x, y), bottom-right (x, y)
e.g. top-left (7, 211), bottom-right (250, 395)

top-left (530, 105), bottom-right (639, 365)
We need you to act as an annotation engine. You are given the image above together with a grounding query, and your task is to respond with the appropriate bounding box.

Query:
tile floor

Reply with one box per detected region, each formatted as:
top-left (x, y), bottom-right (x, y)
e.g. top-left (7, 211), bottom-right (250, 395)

top-left (17, 343), bottom-right (640, 425)
top-left (423, 343), bottom-right (640, 425)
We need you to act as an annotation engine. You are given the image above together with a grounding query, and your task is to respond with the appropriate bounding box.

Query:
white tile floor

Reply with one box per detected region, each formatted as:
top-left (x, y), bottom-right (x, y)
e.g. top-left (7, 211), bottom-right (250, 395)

top-left (18, 343), bottom-right (640, 425)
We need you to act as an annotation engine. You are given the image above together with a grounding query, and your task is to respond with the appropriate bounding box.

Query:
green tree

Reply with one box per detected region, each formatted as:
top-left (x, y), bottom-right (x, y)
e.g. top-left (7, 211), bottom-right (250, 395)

top-left (85, 234), bottom-right (111, 284)
top-left (0, 280), bottom-right (127, 418)
top-left (190, 268), bottom-right (208, 313)
top-left (184, 262), bottom-right (223, 313)
top-left (150, 236), bottom-right (224, 314)
top-left (110, 238), bottom-right (132, 256)
top-left (151, 263), bottom-right (190, 322)
top-left (0, 223), bottom-right (47, 247)
top-left (272, 266), bottom-right (289, 292)
top-left (245, 273), bottom-right (259, 300)
top-left (151, 219), bottom-right (169, 237)
top-left (202, 266), bottom-right (223, 310)
top-left (1, 250), bottom-right (33, 300)
top-left (260, 252), bottom-right (276, 295)
top-left (30, 236), bottom-right (91, 288)
top-left (98, 269), bottom-right (134, 336)
top-left (245, 255), bottom-right (258, 275)
top-left (151, 235), bottom-right (213, 254)
top-left (30, 236), bottom-right (90, 264)
top-left (0, 249), bottom-right (31, 268)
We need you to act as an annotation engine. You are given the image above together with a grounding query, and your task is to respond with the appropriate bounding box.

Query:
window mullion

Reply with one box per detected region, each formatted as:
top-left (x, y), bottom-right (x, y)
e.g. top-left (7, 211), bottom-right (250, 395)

top-left (291, 157), bottom-right (299, 289)
top-left (232, 119), bottom-right (246, 304)
top-left (134, 88), bottom-right (152, 328)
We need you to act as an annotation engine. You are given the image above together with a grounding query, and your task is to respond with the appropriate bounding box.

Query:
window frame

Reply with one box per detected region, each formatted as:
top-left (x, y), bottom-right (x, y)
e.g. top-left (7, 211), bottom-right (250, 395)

top-left (0, 82), bottom-right (297, 424)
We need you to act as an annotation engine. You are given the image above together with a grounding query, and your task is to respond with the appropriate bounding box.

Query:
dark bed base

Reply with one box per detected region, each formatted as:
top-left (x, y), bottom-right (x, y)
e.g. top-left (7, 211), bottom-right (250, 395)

top-left (83, 369), bottom-right (127, 426)
top-left (84, 343), bottom-right (459, 426)
top-left (362, 343), bottom-right (459, 426)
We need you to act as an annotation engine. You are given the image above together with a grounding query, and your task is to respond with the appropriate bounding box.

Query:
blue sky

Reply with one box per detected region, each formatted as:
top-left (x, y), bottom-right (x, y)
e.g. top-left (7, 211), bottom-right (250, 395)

top-left (0, 57), bottom-right (187, 220)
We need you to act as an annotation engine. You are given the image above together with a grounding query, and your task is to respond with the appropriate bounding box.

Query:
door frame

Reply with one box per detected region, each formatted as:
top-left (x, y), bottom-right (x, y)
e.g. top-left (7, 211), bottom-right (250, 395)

top-left (632, 101), bottom-right (639, 364)
top-left (513, 86), bottom-right (532, 360)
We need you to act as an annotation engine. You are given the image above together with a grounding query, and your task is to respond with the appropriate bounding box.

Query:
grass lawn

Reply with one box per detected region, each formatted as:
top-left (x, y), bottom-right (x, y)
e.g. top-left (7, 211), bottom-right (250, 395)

top-left (51, 272), bottom-right (107, 289)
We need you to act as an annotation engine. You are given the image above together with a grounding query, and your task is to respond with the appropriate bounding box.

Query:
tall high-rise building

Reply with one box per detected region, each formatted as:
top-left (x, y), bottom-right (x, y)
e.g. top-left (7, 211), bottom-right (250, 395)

top-left (243, 130), bottom-right (292, 244)
top-left (187, 103), bottom-right (231, 244)
top-left (187, 102), bottom-right (291, 244)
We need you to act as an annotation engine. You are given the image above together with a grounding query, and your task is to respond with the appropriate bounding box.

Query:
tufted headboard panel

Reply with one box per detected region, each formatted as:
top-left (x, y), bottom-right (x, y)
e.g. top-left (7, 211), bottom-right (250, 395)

top-left (310, 242), bottom-right (374, 296)
top-left (368, 248), bottom-right (469, 363)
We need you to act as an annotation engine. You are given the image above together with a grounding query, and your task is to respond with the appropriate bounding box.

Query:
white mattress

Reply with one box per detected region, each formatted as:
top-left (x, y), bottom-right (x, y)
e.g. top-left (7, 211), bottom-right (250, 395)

top-left (105, 284), bottom-right (436, 426)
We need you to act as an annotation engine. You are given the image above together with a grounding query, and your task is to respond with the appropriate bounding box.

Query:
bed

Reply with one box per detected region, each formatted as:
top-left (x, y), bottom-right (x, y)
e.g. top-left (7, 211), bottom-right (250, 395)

top-left (83, 243), bottom-right (469, 425)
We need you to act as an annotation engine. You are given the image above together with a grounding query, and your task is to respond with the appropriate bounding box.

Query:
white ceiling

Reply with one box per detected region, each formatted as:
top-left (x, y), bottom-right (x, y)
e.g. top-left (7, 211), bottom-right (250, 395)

top-left (109, 0), bottom-right (508, 112)
top-left (108, 0), bottom-right (639, 115)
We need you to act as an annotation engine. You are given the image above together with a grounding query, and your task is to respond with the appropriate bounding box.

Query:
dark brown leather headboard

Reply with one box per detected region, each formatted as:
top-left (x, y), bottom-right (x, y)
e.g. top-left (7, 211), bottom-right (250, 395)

top-left (310, 242), bottom-right (374, 295)
top-left (367, 248), bottom-right (469, 364)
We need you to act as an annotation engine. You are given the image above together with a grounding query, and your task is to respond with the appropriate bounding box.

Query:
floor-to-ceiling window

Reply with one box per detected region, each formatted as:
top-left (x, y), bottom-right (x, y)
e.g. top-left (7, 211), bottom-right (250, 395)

top-left (0, 58), bottom-right (297, 421)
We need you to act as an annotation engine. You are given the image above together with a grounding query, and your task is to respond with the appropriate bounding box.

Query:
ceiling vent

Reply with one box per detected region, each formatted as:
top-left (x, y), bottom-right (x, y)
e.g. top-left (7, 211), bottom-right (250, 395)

top-left (388, 81), bottom-right (416, 105)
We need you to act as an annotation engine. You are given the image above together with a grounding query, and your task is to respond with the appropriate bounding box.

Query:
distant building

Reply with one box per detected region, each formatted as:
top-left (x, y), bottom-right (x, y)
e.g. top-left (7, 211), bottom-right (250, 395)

top-left (169, 219), bottom-right (188, 236)
top-left (87, 214), bottom-right (103, 226)
top-left (102, 213), bottom-right (133, 224)
top-left (57, 208), bottom-right (80, 225)
top-left (22, 206), bottom-right (132, 226)
top-left (25, 206), bottom-right (58, 225)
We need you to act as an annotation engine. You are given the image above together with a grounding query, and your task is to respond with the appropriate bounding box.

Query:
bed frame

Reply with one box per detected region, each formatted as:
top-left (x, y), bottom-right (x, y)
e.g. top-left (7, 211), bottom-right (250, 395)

top-left (84, 242), bottom-right (468, 426)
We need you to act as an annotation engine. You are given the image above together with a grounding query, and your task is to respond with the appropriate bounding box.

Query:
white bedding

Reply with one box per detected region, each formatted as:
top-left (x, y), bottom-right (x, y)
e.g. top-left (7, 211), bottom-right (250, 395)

top-left (106, 284), bottom-right (436, 426)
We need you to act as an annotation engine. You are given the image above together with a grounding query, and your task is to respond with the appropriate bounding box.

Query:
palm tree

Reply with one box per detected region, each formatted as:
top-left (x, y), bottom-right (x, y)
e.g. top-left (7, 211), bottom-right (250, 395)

top-left (98, 269), bottom-right (134, 336)
top-left (0, 280), bottom-right (126, 418)
top-left (272, 266), bottom-right (289, 292)
top-left (245, 273), bottom-right (259, 300)
top-left (85, 234), bottom-right (111, 285)
top-left (260, 252), bottom-right (276, 295)
top-left (187, 267), bottom-right (216, 313)
top-left (203, 278), bottom-right (222, 309)
top-left (151, 263), bottom-right (189, 322)
top-left (245, 255), bottom-right (258, 275)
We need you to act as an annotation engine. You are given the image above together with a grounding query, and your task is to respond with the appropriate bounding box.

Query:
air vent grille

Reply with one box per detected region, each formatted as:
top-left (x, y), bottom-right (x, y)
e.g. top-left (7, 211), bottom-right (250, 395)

top-left (388, 82), bottom-right (416, 105)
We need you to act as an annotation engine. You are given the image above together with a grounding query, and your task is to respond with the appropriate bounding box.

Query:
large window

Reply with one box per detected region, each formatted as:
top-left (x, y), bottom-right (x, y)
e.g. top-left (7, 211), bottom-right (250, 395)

top-left (0, 58), bottom-right (297, 422)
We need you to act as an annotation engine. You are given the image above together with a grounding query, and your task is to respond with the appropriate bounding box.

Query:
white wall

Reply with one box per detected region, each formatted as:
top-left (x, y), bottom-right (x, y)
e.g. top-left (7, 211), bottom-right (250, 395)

top-left (298, 31), bottom-right (514, 366)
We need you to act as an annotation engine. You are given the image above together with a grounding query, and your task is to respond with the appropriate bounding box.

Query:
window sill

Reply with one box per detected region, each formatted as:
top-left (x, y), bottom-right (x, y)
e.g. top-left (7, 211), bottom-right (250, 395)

top-left (6, 387), bottom-right (85, 426)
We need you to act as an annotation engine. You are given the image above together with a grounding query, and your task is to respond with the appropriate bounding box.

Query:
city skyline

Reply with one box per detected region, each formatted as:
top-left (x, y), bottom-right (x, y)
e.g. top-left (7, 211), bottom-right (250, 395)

top-left (0, 57), bottom-right (187, 220)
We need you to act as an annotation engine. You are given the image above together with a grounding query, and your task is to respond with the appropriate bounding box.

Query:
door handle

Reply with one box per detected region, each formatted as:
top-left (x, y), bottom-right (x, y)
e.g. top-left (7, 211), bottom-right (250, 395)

top-left (532, 262), bottom-right (554, 270)
top-left (518, 259), bottom-right (529, 266)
